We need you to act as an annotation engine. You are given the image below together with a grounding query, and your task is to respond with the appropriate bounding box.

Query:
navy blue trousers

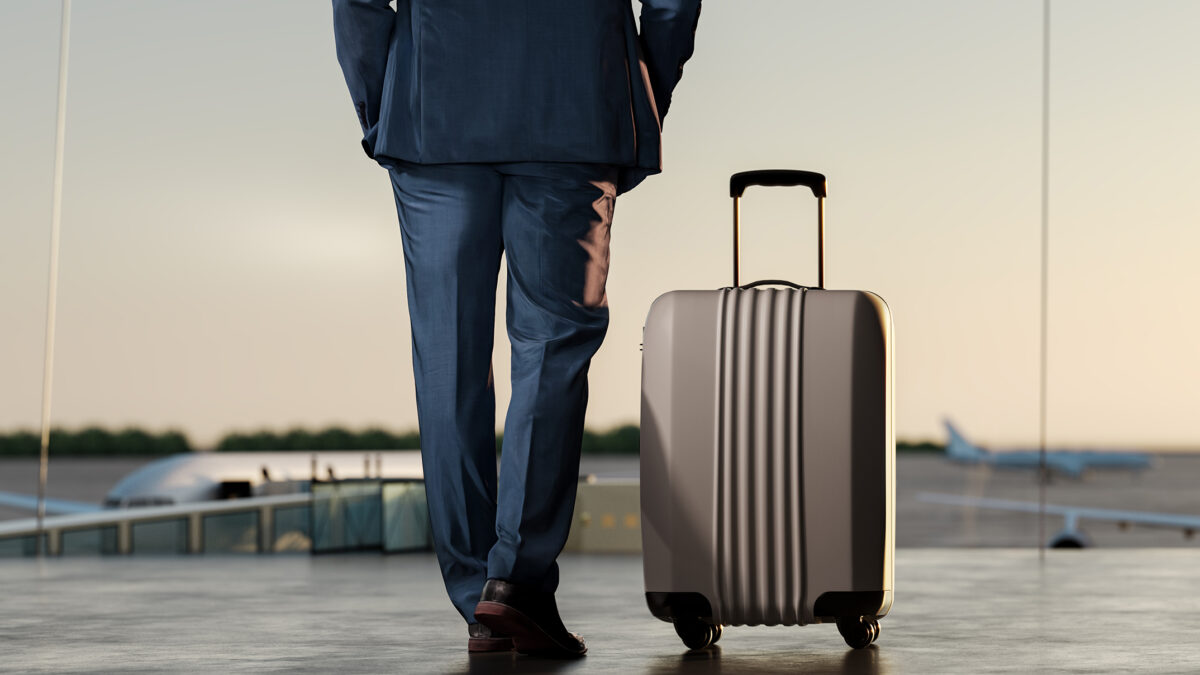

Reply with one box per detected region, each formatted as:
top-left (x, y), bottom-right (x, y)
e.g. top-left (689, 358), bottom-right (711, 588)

top-left (389, 161), bottom-right (616, 623)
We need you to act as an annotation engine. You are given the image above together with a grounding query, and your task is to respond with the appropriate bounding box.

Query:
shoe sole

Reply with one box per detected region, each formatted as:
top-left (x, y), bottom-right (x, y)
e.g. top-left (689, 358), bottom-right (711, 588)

top-left (474, 601), bottom-right (587, 658)
top-left (467, 636), bottom-right (514, 653)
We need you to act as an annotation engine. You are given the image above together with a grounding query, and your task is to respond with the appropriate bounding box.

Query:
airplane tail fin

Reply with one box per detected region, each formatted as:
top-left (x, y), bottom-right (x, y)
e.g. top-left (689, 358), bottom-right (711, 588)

top-left (943, 420), bottom-right (986, 463)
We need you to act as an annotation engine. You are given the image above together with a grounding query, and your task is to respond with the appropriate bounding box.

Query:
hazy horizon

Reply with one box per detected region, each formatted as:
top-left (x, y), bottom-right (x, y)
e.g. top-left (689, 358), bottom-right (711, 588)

top-left (3, 1), bottom-right (1199, 450)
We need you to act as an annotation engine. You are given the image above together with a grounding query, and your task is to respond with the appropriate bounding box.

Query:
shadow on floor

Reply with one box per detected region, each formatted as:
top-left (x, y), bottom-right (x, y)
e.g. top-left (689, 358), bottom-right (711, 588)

top-left (458, 645), bottom-right (884, 675)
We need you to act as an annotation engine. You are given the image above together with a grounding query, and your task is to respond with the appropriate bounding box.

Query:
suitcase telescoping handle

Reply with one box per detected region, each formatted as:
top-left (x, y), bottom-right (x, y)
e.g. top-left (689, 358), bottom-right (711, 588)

top-left (729, 169), bottom-right (827, 289)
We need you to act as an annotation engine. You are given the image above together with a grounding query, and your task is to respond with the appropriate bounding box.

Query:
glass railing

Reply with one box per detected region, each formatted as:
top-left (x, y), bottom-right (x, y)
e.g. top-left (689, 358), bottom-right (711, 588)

top-left (312, 480), bottom-right (383, 553)
top-left (0, 480), bottom-right (431, 557)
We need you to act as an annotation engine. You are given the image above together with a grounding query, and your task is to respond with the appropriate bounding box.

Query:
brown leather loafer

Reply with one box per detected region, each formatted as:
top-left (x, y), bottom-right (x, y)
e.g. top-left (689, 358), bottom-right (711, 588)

top-left (468, 622), bottom-right (514, 653)
top-left (474, 579), bottom-right (587, 658)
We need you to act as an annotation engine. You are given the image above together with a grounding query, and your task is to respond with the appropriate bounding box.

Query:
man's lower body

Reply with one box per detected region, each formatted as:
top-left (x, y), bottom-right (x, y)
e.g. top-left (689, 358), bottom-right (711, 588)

top-left (388, 161), bottom-right (616, 655)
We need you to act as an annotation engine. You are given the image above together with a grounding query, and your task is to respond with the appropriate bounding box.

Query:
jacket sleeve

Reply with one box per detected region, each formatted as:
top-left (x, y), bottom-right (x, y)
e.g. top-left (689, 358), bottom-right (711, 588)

top-left (637, 0), bottom-right (702, 123)
top-left (332, 0), bottom-right (396, 159)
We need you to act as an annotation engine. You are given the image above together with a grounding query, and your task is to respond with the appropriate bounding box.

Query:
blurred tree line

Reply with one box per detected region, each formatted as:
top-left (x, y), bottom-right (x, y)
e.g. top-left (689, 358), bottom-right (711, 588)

top-left (0, 428), bottom-right (191, 457)
top-left (0, 425), bottom-right (942, 456)
top-left (896, 440), bottom-right (944, 453)
top-left (215, 427), bottom-right (422, 452)
top-left (218, 424), bottom-right (643, 455)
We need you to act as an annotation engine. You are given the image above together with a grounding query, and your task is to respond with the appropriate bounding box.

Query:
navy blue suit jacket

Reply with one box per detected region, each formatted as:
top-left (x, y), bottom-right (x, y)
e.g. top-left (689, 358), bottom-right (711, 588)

top-left (333, 0), bottom-right (701, 193)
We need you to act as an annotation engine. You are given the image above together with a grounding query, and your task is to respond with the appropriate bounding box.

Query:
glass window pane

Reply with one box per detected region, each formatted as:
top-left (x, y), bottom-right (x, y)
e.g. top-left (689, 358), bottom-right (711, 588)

top-left (131, 518), bottom-right (188, 555)
top-left (202, 511), bottom-right (259, 554)
top-left (382, 481), bottom-right (431, 553)
top-left (272, 504), bottom-right (312, 553)
top-left (60, 527), bottom-right (118, 555)
top-left (0, 535), bottom-right (38, 557)
top-left (312, 480), bottom-right (381, 553)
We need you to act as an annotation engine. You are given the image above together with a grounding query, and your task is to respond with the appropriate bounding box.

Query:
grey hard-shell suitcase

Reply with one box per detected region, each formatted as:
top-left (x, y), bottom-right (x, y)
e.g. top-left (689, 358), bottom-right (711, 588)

top-left (640, 170), bottom-right (894, 650)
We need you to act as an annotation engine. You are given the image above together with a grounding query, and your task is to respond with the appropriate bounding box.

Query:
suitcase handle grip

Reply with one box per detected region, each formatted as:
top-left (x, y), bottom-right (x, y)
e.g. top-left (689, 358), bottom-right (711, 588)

top-left (739, 279), bottom-right (805, 290)
top-left (730, 170), bottom-right (827, 288)
top-left (730, 170), bottom-right (826, 198)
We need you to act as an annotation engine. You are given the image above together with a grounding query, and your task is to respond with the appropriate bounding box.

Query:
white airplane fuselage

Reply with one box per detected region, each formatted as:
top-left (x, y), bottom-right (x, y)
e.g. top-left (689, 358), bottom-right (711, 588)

top-left (101, 451), bottom-right (424, 508)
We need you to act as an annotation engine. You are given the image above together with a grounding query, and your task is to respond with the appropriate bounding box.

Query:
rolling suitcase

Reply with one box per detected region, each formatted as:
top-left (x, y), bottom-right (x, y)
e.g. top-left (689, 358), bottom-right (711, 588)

top-left (640, 170), bottom-right (894, 650)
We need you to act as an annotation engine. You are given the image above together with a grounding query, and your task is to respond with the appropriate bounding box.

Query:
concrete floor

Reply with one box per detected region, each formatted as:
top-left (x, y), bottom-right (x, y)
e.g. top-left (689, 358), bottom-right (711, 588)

top-left (3, 550), bottom-right (1200, 673)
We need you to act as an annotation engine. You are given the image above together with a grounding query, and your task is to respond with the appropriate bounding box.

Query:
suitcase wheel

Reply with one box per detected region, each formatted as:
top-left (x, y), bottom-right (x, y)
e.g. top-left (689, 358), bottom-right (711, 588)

top-left (835, 616), bottom-right (880, 649)
top-left (674, 620), bottom-right (722, 650)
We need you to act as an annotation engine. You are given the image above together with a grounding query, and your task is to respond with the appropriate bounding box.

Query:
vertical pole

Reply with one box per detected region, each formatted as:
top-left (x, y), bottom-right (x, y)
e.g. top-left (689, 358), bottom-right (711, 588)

top-left (1038, 0), bottom-right (1052, 560)
top-left (37, 0), bottom-right (73, 557)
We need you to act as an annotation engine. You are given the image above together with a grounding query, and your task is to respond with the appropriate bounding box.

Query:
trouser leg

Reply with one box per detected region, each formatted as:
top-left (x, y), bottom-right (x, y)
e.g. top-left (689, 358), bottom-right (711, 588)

top-left (389, 163), bottom-right (503, 622)
top-left (486, 163), bottom-right (618, 593)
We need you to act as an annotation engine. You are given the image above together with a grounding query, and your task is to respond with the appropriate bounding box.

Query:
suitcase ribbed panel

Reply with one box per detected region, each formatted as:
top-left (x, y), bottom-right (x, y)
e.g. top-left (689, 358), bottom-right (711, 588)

top-left (716, 288), bottom-right (805, 626)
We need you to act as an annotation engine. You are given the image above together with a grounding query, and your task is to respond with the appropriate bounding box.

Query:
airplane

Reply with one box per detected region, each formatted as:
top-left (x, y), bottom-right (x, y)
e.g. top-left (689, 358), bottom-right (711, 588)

top-left (0, 492), bottom-right (100, 515)
top-left (0, 450), bottom-right (424, 516)
top-left (917, 491), bottom-right (1200, 549)
top-left (943, 420), bottom-right (1153, 478)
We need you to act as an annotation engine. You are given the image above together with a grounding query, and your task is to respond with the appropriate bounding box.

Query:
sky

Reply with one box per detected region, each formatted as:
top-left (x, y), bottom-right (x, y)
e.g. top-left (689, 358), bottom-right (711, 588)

top-left (2, 1), bottom-right (1198, 450)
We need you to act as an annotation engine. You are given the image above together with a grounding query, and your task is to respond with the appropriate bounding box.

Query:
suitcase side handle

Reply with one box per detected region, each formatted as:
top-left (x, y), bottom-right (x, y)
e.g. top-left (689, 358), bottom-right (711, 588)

top-left (730, 170), bottom-right (827, 289)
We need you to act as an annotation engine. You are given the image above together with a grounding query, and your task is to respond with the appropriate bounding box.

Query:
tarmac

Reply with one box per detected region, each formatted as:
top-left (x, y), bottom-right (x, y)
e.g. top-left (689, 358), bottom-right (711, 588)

top-left (6, 454), bottom-right (1200, 547)
top-left (4, 549), bottom-right (1200, 674)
